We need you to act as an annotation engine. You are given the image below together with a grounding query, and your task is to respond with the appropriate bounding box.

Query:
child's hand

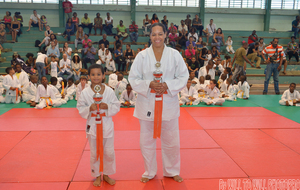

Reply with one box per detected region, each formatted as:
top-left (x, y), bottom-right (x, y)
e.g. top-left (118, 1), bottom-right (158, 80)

top-left (30, 102), bottom-right (37, 107)
top-left (99, 102), bottom-right (108, 110)
top-left (90, 103), bottom-right (97, 111)
top-left (10, 87), bottom-right (16, 91)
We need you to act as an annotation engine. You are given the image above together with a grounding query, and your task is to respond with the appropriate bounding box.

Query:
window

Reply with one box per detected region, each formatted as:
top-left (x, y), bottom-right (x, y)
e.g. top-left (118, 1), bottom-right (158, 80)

top-left (77, 0), bottom-right (90, 3)
top-left (91, 0), bottom-right (104, 4)
top-left (148, 0), bottom-right (160, 5)
top-left (46, 0), bottom-right (58, 3)
top-left (118, 0), bottom-right (130, 5)
top-left (162, 0), bottom-right (173, 6)
top-left (242, 0), bottom-right (254, 8)
top-left (205, 0), bottom-right (217, 7)
top-left (218, 0), bottom-right (229, 8)
top-left (136, 0), bottom-right (198, 6)
top-left (187, 0), bottom-right (198, 6)
top-left (137, 0), bottom-right (147, 5)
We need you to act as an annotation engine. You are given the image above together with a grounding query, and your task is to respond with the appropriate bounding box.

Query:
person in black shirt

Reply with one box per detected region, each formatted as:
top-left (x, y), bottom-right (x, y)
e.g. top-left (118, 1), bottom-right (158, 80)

top-left (178, 28), bottom-right (188, 47)
top-left (188, 56), bottom-right (200, 77)
top-left (98, 33), bottom-right (110, 49)
top-left (247, 41), bottom-right (261, 69)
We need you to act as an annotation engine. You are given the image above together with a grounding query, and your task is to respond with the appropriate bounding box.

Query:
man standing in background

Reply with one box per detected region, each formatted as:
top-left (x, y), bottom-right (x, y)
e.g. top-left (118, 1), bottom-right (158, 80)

top-left (62, 0), bottom-right (73, 21)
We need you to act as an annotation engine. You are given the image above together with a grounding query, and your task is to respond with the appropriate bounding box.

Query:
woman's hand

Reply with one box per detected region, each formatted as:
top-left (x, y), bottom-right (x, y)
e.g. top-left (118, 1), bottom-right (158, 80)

top-left (90, 103), bottom-right (97, 111)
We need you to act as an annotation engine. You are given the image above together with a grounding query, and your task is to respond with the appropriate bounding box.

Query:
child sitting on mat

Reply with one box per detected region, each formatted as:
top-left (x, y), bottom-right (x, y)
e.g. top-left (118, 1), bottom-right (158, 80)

top-left (77, 64), bottom-right (120, 187)
top-left (22, 75), bottom-right (38, 104)
top-left (114, 73), bottom-right (127, 100)
top-left (120, 83), bottom-right (136, 107)
top-left (3, 67), bottom-right (21, 104)
top-left (220, 78), bottom-right (237, 101)
top-left (202, 79), bottom-right (225, 106)
top-left (179, 79), bottom-right (200, 106)
top-left (76, 75), bottom-right (89, 101)
top-left (279, 83), bottom-right (300, 106)
top-left (236, 75), bottom-right (250, 100)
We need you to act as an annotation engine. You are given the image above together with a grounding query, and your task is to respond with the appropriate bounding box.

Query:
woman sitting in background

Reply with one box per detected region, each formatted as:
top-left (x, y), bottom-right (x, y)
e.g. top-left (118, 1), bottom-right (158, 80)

top-left (60, 42), bottom-right (72, 60)
top-left (24, 53), bottom-right (37, 75)
top-left (1, 11), bottom-right (12, 32)
top-left (71, 53), bottom-right (82, 81)
top-left (63, 18), bottom-right (75, 41)
top-left (10, 16), bottom-right (20, 43)
top-left (40, 15), bottom-right (47, 31)
top-left (39, 25), bottom-right (53, 47)
top-left (72, 12), bottom-right (79, 31)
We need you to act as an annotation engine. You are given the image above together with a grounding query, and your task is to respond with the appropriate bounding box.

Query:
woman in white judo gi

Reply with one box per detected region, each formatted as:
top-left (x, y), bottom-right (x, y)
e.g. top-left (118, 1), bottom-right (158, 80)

top-left (128, 23), bottom-right (189, 183)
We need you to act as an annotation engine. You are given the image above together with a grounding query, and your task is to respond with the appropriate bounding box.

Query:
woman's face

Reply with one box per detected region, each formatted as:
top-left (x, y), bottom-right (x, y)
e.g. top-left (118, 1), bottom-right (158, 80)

top-left (6, 11), bottom-right (9, 16)
top-left (65, 42), bottom-right (68, 47)
top-left (210, 81), bottom-right (215, 88)
top-left (198, 37), bottom-right (202, 42)
top-left (126, 45), bottom-right (130, 50)
top-left (154, 14), bottom-right (157, 19)
top-left (150, 26), bottom-right (166, 48)
top-left (74, 13), bottom-right (77, 17)
top-left (115, 36), bottom-right (119, 40)
top-left (50, 35), bottom-right (54, 40)
top-left (217, 28), bottom-right (221, 33)
top-left (79, 27), bottom-right (82, 32)
top-left (74, 56), bottom-right (78, 61)
top-left (14, 55), bottom-right (18, 59)
top-left (227, 57), bottom-right (231, 62)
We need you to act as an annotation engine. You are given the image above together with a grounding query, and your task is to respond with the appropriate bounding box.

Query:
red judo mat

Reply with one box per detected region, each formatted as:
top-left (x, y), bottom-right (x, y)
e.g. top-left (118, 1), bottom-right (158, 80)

top-left (1, 107), bottom-right (300, 190)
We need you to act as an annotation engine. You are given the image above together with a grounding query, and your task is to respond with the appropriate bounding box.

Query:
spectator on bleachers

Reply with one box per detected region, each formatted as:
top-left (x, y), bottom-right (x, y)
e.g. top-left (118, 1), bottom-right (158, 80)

top-left (58, 53), bottom-right (73, 80)
top-left (204, 19), bottom-right (216, 44)
top-left (11, 52), bottom-right (25, 69)
top-left (114, 43), bottom-right (125, 72)
top-left (258, 38), bottom-right (265, 56)
top-left (225, 36), bottom-right (235, 54)
top-left (247, 41), bottom-right (261, 69)
top-left (129, 21), bottom-right (138, 45)
top-left (211, 46), bottom-right (220, 59)
top-left (25, 53), bottom-right (37, 75)
top-left (142, 43), bottom-right (148, 50)
top-left (211, 28), bottom-right (225, 51)
top-left (10, 17), bottom-right (20, 43)
top-left (198, 48), bottom-right (208, 67)
top-left (71, 53), bottom-right (82, 81)
top-left (178, 20), bottom-right (188, 35)
top-left (185, 14), bottom-right (192, 31)
top-left (192, 14), bottom-right (203, 37)
top-left (36, 51), bottom-right (48, 82)
top-left (161, 15), bottom-right (168, 30)
top-left (49, 33), bottom-right (58, 48)
top-left (185, 43), bottom-right (196, 61)
top-left (98, 33), bottom-right (109, 49)
top-left (168, 22), bottom-right (177, 33)
top-left (27, 10), bottom-right (41, 32)
top-left (186, 36), bottom-right (195, 48)
top-left (1, 11), bottom-right (12, 32)
top-left (248, 30), bottom-right (258, 45)
top-left (151, 13), bottom-right (159, 24)
top-left (188, 56), bottom-right (200, 76)
top-left (124, 44), bottom-right (135, 73)
top-left (113, 35), bottom-right (122, 50)
top-left (292, 16), bottom-right (300, 38)
top-left (82, 33), bottom-right (91, 50)
top-left (104, 12), bottom-right (113, 35)
top-left (62, 0), bottom-right (73, 20)
top-left (72, 12), bottom-right (79, 31)
top-left (105, 48), bottom-right (115, 72)
top-left (82, 41), bottom-right (96, 69)
top-left (81, 13), bottom-right (93, 35)
top-left (63, 18), bottom-right (75, 41)
top-left (75, 26), bottom-right (84, 50)
top-left (168, 29), bottom-right (178, 48)
top-left (287, 36), bottom-right (299, 63)
top-left (178, 29), bottom-right (188, 48)
top-left (175, 44), bottom-right (184, 57)
top-left (60, 42), bottom-right (72, 60)
top-left (117, 20), bottom-right (128, 42)
top-left (143, 14), bottom-right (151, 36)
top-left (40, 15), bottom-right (47, 31)
top-left (222, 55), bottom-right (232, 69)
top-left (187, 27), bottom-right (198, 42)
top-left (38, 25), bottom-right (53, 47)
top-left (94, 13), bottom-right (103, 35)
top-left (47, 41), bottom-right (60, 63)
top-left (14, 12), bottom-right (23, 27)
top-left (98, 43), bottom-right (106, 64)
top-left (195, 36), bottom-right (203, 49)
top-left (0, 24), bottom-right (6, 55)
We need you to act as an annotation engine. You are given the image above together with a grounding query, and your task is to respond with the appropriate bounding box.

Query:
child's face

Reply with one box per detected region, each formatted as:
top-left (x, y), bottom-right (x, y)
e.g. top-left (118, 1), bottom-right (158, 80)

top-left (51, 57), bottom-right (55, 61)
top-left (105, 49), bottom-right (109, 54)
top-left (31, 76), bottom-right (38, 84)
top-left (52, 81), bottom-right (57, 86)
top-left (210, 81), bottom-right (216, 88)
top-left (239, 76), bottom-right (246, 82)
top-left (9, 68), bottom-right (15, 75)
top-left (290, 84), bottom-right (295, 93)
top-left (228, 37), bottom-right (231, 40)
top-left (226, 80), bottom-right (231, 85)
top-left (68, 80), bottom-right (73, 86)
top-left (80, 78), bottom-right (87, 84)
top-left (46, 26), bottom-right (50, 30)
top-left (127, 86), bottom-right (132, 93)
top-left (89, 68), bottom-right (105, 85)
top-left (200, 77), bottom-right (204, 84)
top-left (41, 77), bottom-right (48, 86)
top-left (15, 65), bottom-right (22, 73)
top-left (190, 72), bottom-right (195, 78)
top-left (207, 50), bottom-right (211, 54)
top-left (187, 80), bottom-right (192, 88)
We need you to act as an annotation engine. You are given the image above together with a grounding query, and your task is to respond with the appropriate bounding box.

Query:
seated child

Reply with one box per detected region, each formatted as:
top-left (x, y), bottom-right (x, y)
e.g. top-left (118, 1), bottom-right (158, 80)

top-left (3, 67), bottom-right (21, 104)
top-left (22, 75), bottom-right (38, 104)
top-left (114, 73), bottom-right (127, 99)
top-left (213, 58), bottom-right (224, 76)
top-left (15, 63), bottom-right (29, 91)
top-left (120, 83), bottom-right (136, 107)
top-left (204, 75), bottom-right (211, 86)
top-left (218, 74), bottom-right (227, 91)
top-left (105, 49), bottom-right (116, 72)
top-left (204, 50), bottom-right (212, 66)
top-left (279, 83), bottom-right (300, 106)
top-left (31, 76), bottom-right (62, 109)
top-left (220, 78), bottom-right (237, 101)
top-left (202, 79), bottom-right (225, 106)
top-left (222, 67), bottom-right (233, 81)
top-left (76, 75), bottom-right (89, 101)
top-left (63, 78), bottom-right (76, 102)
top-left (225, 36), bottom-right (235, 54)
top-left (189, 71), bottom-right (199, 86)
top-left (77, 64), bottom-right (120, 187)
top-left (179, 79), bottom-right (200, 105)
top-left (195, 76), bottom-right (207, 98)
top-left (49, 77), bottom-right (63, 100)
top-left (0, 75), bottom-right (4, 103)
top-left (236, 75), bottom-right (250, 99)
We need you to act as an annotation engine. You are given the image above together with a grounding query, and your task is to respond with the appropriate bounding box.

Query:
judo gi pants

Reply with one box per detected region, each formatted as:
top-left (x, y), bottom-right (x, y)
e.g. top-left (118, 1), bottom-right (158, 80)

top-left (87, 134), bottom-right (116, 177)
top-left (279, 100), bottom-right (294, 106)
top-left (22, 94), bottom-right (35, 102)
top-left (35, 99), bottom-right (63, 109)
top-left (202, 98), bottom-right (225, 105)
top-left (139, 118), bottom-right (180, 179)
top-left (5, 95), bottom-right (20, 104)
top-left (179, 97), bottom-right (200, 105)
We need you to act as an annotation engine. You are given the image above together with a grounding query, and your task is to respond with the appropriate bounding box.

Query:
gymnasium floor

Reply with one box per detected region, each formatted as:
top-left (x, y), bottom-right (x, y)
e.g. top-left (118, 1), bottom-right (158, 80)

top-left (0, 95), bottom-right (300, 190)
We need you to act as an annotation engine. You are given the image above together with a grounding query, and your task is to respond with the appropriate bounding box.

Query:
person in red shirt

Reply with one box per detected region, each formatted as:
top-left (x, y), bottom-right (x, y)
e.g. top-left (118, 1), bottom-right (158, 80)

top-left (129, 21), bottom-right (138, 44)
top-left (62, 0), bottom-right (73, 21)
top-left (248, 30), bottom-right (258, 45)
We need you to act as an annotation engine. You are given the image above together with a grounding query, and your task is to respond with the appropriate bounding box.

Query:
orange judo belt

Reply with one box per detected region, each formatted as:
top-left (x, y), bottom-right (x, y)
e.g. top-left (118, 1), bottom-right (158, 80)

top-left (91, 112), bottom-right (106, 172)
top-left (40, 97), bottom-right (53, 108)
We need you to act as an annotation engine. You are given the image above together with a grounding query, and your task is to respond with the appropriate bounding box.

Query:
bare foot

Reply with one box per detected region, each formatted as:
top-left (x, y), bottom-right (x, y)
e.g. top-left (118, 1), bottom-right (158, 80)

top-left (140, 177), bottom-right (150, 183)
top-left (173, 175), bottom-right (183, 183)
top-left (26, 100), bottom-right (32, 104)
top-left (215, 102), bottom-right (223, 106)
top-left (27, 28), bottom-right (30, 31)
top-left (103, 175), bottom-right (115, 185)
top-left (283, 71), bottom-right (287, 75)
top-left (93, 176), bottom-right (102, 187)
top-left (207, 102), bottom-right (212, 105)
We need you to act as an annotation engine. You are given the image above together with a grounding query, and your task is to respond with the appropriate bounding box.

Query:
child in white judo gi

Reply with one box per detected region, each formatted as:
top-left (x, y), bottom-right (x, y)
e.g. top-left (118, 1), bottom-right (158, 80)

top-left (279, 83), bottom-right (300, 106)
top-left (226, 36), bottom-right (235, 54)
top-left (76, 75), bottom-right (89, 101)
top-left (120, 83), bottom-right (136, 107)
top-left (180, 79), bottom-right (200, 105)
top-left (105, 49), bottom-right (116, 72)
top-left (22, 75), bottom-right (38, 104)
top-left (3, 67), bottom-right (21, 104)
top-left (0, 75), bottom-right (5, 103)
top-left (218, 74), bottom-right (227, 91)
top-left (114, 73), bottom-right (127, 100)
top-left (236, 75), bottom-right (250, 99)
top-left (77, 64), bottom-right (120, 187)
top-left (63, 78), bottom-right (76, 102)
top-left (220, 78), bottom-right (237, 101)
top-left (189, 71), bottom-right (199, 86)
top-left (15, 63), bottom-right (29, 92)
top-left (202, 79), bottom-right (225, 106)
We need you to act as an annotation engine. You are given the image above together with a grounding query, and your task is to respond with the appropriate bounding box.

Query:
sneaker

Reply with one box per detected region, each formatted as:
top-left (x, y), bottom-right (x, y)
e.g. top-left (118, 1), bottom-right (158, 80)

top-left (276, 92), bottom-right (281, 95)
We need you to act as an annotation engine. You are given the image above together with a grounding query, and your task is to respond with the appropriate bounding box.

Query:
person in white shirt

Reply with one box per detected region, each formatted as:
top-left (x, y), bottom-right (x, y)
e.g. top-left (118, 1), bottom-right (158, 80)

top-left (15, 63), bottom-right (29, 92)
top-left (220, 78), bottom-right (237, 101)
top-left (226, 36), bottom-right (235, 54)
top-left (105, 49), bottom-right (116, 72)
top-left (62, 78), bottom-right (76, 102)
top-left (22, 75), bottom-right (38, 104)
top-left (189, 71), bottom-right (199, 86)
top-left (114, 73), bottom-right (127, 99)
top-left (47, 56), bottom-right (59, 77)
top-left (27, 10), bottom-right (41, 31)
top-left (178, 20), bottom-right (188, 35)
top-left (76, 75), bottom-right (89, 101)
top-left (103, 12), bottom-right (113, 35)
top-left (279, 83), bottom-right (300, 106)
top-left (198, 60), bottom-right (215, 80)
top-left (213, 59), bottom-right (224, 76)
top-left (120, 84), bottom-right (136, 107)
top-left (179, 79), bottom-right (200, 105)
top-left (3, 67), bottom-right (21, 104)
top-left (0, 75), bottom-right (5, 103)
top-left (202, 79), bottom-right (225, 106)
top-left (235, 75), bottom-right (250, 99)
top-left (58, 53), bottom-right (73, 80)
top-left (204, 19), bottom-right (216, 44)
top-left (97, 43), bottom-right (106, 68)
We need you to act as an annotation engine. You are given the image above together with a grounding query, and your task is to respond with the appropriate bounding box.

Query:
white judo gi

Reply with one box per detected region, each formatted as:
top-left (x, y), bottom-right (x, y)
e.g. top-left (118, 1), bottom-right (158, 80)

top-left (191, 77), bottom-right (200, 86)
top-left (198, 66), bottom-right (215, 80)
top-left (105, 52), bottom-right (116, 72)
top-left (119, 90), bottom-right (136, 106)
top-left (76, 82), bottom-right (90, 101)
top-left (0, 76), bottom-right (4, 103)
top-left (22, 82), bottom-right (37, 102)
top-left (220, 83), bottom-right (237, 101)
top-left (202, 86), bottom-right (225, 105)
top-left (3, 74), bottom-right (21, 104)
top-left (35, 84), bottom-right (62, 109)
top-left (236, 81), bottom-right (250, 99)
top-left (279, 89), bottom-right (300, 106)
top-left (16, 71), bottom-right (29, 91)
top-left (179, 86), bottom-right (200, 105)
top-left (128, 45), bottom-right (189, 179)
top-left (64, 83), bottom-right (76, 102)
top-left (108, 73), bottom-right (128, 89)
top-left (77, 85), bottom-right (120, 177)
top-left (226, 40), bottom-right (235, 53)
top-left (114, 80), bottom-right (127, 100)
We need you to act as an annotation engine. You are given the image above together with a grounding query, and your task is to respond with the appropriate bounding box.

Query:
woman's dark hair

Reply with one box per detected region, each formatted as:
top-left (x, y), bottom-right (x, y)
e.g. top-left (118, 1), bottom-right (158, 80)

top-left (259, 38), bottom-right (264, 42)
top-left (96, 12), bottom-right (100, 16)
top-left (216, 28), bottom-right (222, 34)
top-left (190, 27), bottom-right (196, 33)
top-left (41, 15), bottom-right (46, 19)
top-left (6, 67), bottom-right (14, 74)
top-left (149, 22), bottom-right (167, 34)
top-left (145, 14), bottom-right (148, 17)
top-left (50, 33), bottom-right (57, 39)
top-left (26, 53), bottom-right (34, 58)
top-left (15, 12), bottom-right (21, 16)
top-left (72, 54), bottom-right (81, 63)
top-left (63, 42), bottom-right (69, 49)
top-left (126, 44), bottom-right (131, 47)
top-left (66, 18), bottom-right (72, 24)
top-left (211, 79), bottom-right (218, 88)
top-left (88, 64), bottom-right (105, 75)
top-left (114, 35), bottom-right (119, 39)
top-left (7, 11), bottom-right (11, 16)
top-left (201, 48), bottom-right (208, 55)
top-left (211, 46), bottom-right (217, 50)
top-left (73, 12), bottom-right (77, 16)
top-left (116, 43), bottom-right (122, 50)
top-left (12, 54), bottom-right (21, 60)
top-left (224, 55), bottom-right (231, 60)
top-left (152, 13), bottom-right (158, 21)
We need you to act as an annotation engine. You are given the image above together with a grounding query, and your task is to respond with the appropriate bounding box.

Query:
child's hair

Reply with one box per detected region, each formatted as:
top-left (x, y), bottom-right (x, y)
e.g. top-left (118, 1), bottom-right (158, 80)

top-left (220, 74), bottom-right (226, 81)
top-left (227, 78), bottom-right (233, 84)
top-left (240, 75), bottom-right (247, 81)
top-left (51, 55), bottom-right (56, 59)
top-left (62, 79), bottom-right (68, 88)
top-left (227, 36), bottom-right (232, 39)
top-left (15, 63), bottom-right (22, 67)
top-left (211, 79), bottom-right (218, 88)
top-left (137, 48), bottom-right (142, 51)
top-left (202, 42), bottom-right (207, 46)
top-left (225, 67), bottom-right (231, 73)
top-left (50, 77), bottom-right (57, 84)
top-left (126, 83), bottom-right (131, 88)
top-left (290, 82), bottom-right (296, 87)
top-left (205, 75), bottom-right (211, 80)
top-left (68, 78), bottom-right (74, 83)
top-left (224, 55), bottom-right (231, 60)
top-left (80, 75), bottom-right (88, 81)
top-left (88, 64), bottom-right (105, 75)
top-left (5, 67), bottom-right (13, 74)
